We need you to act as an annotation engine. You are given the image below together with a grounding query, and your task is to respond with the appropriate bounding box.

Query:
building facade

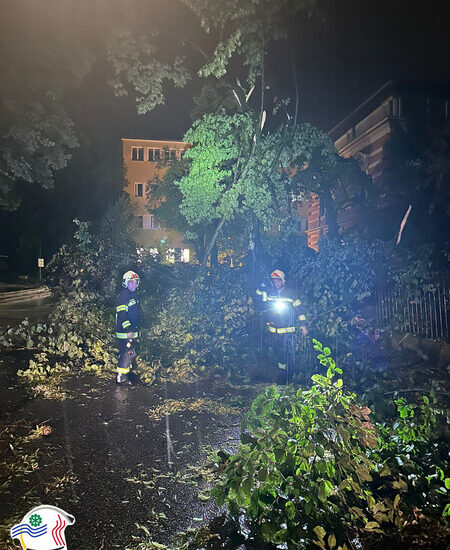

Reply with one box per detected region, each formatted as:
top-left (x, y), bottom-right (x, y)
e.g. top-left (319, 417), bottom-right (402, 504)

top-left (305, 80), bottom-right (449, 249)
top-left (122, 138), bottom-right (190, 261)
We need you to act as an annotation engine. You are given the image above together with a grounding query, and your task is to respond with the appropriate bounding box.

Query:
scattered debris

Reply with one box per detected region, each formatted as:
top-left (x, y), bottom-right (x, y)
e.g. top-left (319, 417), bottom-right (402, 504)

top-left (146, 398), bottom-right (242, 420)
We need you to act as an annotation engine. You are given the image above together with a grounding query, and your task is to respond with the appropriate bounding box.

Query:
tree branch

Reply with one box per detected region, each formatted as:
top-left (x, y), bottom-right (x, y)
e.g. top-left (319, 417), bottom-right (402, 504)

top-left (182, 37), bottom-right (210, 62)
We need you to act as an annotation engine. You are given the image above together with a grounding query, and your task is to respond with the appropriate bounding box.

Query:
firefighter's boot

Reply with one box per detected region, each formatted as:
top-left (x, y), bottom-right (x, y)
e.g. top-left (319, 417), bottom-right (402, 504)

top-left (277, 362), bottom-right (288, 385)
top-left (116, 372), bottom-right (132, 386)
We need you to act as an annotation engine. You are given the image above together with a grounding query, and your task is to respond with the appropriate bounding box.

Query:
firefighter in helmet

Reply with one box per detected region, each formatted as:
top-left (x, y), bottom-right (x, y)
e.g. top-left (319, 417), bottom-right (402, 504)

top-left (256, 269), bottom-right (307, 383)
top-left (115, 270), bottom-right (141, 385)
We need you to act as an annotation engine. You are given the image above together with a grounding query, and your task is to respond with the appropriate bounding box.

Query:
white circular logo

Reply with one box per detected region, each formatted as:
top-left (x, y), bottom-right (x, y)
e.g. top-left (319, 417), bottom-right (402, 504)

top-left (11, 505), bottom-right (75, 550)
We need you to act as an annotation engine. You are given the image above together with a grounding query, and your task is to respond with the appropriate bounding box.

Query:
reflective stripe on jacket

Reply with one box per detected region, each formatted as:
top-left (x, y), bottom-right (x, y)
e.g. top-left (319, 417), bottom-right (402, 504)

top-left (256, 281), bottom-right (306, 332)
top-left (115, 288), bottom-right (140, 339)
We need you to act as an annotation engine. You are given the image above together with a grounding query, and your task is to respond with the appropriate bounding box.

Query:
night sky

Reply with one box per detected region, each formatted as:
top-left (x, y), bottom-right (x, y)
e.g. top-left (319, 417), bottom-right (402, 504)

top-left (3, 0), bottom-right (449, 163)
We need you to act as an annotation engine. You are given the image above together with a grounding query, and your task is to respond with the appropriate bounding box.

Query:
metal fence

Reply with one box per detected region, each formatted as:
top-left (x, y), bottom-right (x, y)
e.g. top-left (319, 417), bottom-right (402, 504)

top-left (375, 280), bottom-right (449, 341)
top-left (252, 279), bottom-right (449, 377)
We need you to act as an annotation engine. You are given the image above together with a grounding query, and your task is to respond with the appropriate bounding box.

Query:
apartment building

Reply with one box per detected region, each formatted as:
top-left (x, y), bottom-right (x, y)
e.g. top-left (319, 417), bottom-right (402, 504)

top-left (122, 138), bottom-right (190, 261)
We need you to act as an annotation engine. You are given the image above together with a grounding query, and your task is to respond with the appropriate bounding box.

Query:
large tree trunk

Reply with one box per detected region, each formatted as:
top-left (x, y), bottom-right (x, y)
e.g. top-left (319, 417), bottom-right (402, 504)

top-left (200, 218), bottom-right (225, 266)
top-left (210, 241), bottom-right (219, 267)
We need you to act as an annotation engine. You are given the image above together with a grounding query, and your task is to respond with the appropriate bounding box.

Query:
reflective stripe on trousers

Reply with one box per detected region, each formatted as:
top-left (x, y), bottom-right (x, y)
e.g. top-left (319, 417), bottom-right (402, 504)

top-left (268, 326), bottom-right (296, 334)
top-left (116, 331), bottom-right (138, 339)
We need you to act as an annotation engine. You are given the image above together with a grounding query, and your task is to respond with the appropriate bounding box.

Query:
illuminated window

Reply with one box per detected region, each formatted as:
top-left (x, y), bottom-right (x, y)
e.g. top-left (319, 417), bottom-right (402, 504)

top-left (134, 183), bottom-right (143, 197)
top-left (131, 147), bottom-right (144, 161)
top-left (181, 248), bottom-right (190, 262)
top-left (164, 248), bottom-right (190, 262)
top-left (166, 248), bottom-right (176, 263)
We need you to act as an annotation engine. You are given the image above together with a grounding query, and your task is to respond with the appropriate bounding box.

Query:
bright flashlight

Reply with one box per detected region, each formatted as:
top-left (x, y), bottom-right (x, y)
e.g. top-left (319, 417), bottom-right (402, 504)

top-left (274, 300), bottom-right (286, 312)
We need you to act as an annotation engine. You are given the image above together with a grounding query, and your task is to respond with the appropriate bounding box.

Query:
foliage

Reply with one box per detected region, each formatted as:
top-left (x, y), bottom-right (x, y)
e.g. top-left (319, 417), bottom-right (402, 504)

top-left (262, 233), bottom-right (448, 356)
top-left (0, 96), bottom-right (79, 210)
top-left (1, 199), bottom-right (255, 386)
top-left (0, 199), bottom-right (145, 382)
top-left (148, 265), bottom-right (253, 381)
top-left (374, 393), bottom-right (449, 521)
top-left (108, 31), bottom-right (189, 115)
top-left (260, 236), bottom-right (383, 347)
top-left (384, 241), bottom-right (449, 298)
top-left (0, 4), bottom-right (94, 209)
top-left (106, 0), bottom-right (370, 267)
top-left (290, 145), bottom-right (373, 238)
top-left (183, 0), bottom-right (318, 86)
top-left (190, 81), bottom-right (237, 120)
top-left (176, 110), bottom-right (360, 263)
top-left (212, 340), bottom-right (448, 549)
top-left (108, 0), bottom-right (319, 107)
top-left (177, 111), bottom-right (256, 226)
top-left (178, 115), bottom-right (321, 229)
top-left (148, 158), bottom-right (208, 256)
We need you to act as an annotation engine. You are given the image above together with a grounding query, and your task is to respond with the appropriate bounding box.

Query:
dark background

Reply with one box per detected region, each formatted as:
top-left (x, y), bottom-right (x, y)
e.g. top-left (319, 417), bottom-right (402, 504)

top-left (1, 0), bottom-right (449, 276)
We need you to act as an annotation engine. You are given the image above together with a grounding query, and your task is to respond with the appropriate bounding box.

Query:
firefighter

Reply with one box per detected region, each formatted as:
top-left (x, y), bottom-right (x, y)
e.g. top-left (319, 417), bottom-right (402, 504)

top-left (256, 269), bottom-right (307, 383)
top-left (115, 270), bottom-right (141, 385)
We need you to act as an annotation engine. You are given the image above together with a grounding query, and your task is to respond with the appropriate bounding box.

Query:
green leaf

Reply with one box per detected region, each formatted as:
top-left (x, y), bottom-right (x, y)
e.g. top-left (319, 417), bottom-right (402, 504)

top-left (273, 528), bottom-right (288, 543)
top-left (285, 500), bottom-right (296, 520)
top-left (323, 480), bottom-right (334, 496)
top-left (318, 480), bottom-right (333, 502)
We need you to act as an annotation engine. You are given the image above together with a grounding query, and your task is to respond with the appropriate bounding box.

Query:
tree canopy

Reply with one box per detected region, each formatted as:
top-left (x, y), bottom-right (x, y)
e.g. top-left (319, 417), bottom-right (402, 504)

top-left (104, 0), bottom-right (375, 264)
top-left (0, 3), bottom-right (95, 209)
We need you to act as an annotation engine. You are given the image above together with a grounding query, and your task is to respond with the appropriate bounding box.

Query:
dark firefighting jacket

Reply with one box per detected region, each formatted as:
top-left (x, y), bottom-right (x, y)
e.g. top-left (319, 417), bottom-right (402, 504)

top-left (115, 288), bottom-right (140, 339)
top-left (256, 281), bottom-right (306, 334)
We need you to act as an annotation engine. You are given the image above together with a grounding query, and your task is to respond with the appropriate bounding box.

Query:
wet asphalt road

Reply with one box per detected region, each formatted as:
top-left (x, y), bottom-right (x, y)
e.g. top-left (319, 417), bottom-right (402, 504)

top-left (0, 356), bottom-right (255, 550)
top-left (0, 295), bottom-right (257, 549)
top-left (0, 284), bottom-right (53, 326)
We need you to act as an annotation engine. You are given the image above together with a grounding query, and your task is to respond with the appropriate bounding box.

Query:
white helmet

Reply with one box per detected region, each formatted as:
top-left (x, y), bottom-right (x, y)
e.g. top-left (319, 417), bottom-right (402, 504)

top-left (122, 270), bottom-right (140, 288)
top-left (270, 269), bottom-right (285, 285)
